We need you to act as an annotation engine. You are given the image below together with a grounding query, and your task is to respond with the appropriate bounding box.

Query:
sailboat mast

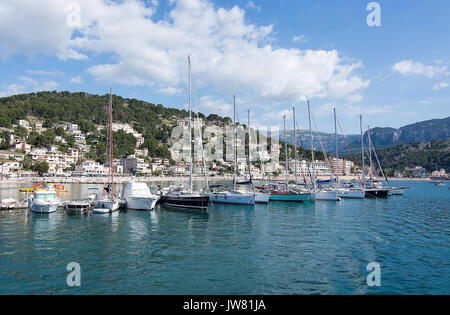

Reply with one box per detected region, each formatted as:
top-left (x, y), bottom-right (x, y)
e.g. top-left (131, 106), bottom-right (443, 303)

top-left (307, 100), bottom-right (316, 192)
top-left (248, 109), bottom-right (253, 185)
top-left (188, 56), bottom-right (193, 194)
top-left (284, 115), bottom-right (288, 188)
top-left (109, 88), bottom-right (114, 197)
top-left (293, 106), bottom-right (298, 184)
top-left (368, 126), bottom-right (374, 178)
top-left (334, 107), bottom-right (339, 187)
top-left (360, 115), bottom-right (366, 189)
top-left (233, 95), bottom-right (237, 191)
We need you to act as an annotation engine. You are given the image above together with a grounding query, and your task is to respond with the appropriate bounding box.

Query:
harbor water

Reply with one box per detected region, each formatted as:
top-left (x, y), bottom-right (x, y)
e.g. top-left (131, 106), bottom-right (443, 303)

top-left (0, 181), bottom-right (448, 294)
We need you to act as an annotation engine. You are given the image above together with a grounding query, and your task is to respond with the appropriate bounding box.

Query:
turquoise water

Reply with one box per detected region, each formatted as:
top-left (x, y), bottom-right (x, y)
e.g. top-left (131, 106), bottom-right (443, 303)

top-left (0, 181), bottom-right (449, 294)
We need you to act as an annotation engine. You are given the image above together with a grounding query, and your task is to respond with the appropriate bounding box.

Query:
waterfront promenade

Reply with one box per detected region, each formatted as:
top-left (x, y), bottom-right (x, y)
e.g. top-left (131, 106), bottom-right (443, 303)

top-left (0, 175), bottom-right (433, 185)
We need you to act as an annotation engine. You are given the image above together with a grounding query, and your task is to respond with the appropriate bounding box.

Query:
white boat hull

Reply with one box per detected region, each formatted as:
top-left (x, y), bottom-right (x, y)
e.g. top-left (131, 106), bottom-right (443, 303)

top-left (92, 208), bottom-right (111, 214)
top-left (316, 190), bottom-right (341, 201)
top-left (337, 189), bottom-right (365, 199)
top-left (93, 200), bottom-right (120, 213)
top-left (29, 201), bottom-right (59, 214)
top-left (255, 192), bottom-right (270, 204)
top-left (211, 192), bottom-right (255, 205)
top-left (125, 197), bottom-right (158, 211)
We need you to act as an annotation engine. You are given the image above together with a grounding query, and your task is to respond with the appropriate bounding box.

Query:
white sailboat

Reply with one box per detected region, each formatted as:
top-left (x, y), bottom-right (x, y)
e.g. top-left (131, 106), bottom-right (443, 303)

top-left (334, 108), bottom-right (364, 199)
top-left (93, 88), bottom-right (120, 214)
top-left (306, 101), bottom-right (340, 201)
top-left (248, 109), bottom-right (269, 204)
top-left (211, 95), bottom-right (255, 205)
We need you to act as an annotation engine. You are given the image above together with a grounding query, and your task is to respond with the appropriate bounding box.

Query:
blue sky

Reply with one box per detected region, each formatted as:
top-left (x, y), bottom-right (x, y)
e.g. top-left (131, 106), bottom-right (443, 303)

top-left (0, 0), bottom-right (449, 134)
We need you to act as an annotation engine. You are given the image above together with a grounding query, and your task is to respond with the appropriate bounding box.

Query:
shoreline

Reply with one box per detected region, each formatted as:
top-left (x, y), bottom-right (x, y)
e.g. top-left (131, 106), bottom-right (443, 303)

top-left (0, 175), bottom-right (435, 185)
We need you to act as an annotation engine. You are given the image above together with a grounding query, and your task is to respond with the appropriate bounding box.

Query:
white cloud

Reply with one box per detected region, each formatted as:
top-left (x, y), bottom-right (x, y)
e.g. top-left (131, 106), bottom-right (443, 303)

top-left (0, 0), bottom-right (369, 105)
top-left (26, 70), bottom-right (64, 76)
top-left (198, 95), bottom-right (233, 117)
top-left (392, 60), bottom-right (447, 78)
top-left (292, 35), bottom-right (307, 43)
top-left (433, 82), bottom-right (449, 90)
top-left (157, 86), bottom-right (182, 96)
top-left (0, 76), bottom-right (59, 97)
top-left (70, 75), bottom-right (83, 84)
top-left (246, 1), bottom-right (261, 12)
top-left (344, 104), bottom-right (394, 116)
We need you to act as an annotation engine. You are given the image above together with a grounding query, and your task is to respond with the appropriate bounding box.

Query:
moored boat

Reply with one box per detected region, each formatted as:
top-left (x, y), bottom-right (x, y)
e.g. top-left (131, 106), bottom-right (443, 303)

top-left (211, 190), bottom-right (255, 205)
top-left (163, 190), bottom-right (210, 210)
top-left (316, 189), bottom-right (341, 201)
top-left (269, 189), bottom-right (313, 202)
top-left (29, 189), bottom-right (60, 214)
top-left (254, 191), bottom-right (270, 204)
top-left (123, 181), bottom-right (159, 211)
top-left (337, 188), bottom-right (365, 199)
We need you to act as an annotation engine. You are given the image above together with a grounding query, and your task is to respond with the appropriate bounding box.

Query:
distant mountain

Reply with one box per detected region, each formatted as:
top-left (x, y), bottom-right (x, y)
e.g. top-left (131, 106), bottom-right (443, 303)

top-left (281, 117), bottom-right (450, 154)
top-left (353, 139), bottom-right (450, 173)
top-left (279, 130), bottom-right (359, 156)
top-left (367, 117), bottom-right (450, 148)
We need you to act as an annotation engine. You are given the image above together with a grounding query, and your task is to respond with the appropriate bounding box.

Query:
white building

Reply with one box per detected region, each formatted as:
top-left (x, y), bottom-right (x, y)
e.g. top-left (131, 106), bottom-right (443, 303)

top-left (67, 124), bottom-right (79, 133)
top-left (75, 160), bottom-right (105, 176)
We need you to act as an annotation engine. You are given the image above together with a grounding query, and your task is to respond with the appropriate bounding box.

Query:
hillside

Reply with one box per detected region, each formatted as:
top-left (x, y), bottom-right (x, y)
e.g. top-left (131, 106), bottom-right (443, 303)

top-left (0, 91), bottom-right (232, 160)
top-left (352, 139), bottom-right (450, 174)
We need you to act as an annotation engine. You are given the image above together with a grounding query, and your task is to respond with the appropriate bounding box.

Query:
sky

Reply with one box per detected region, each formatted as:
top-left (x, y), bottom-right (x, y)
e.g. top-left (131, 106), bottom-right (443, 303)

top-left (0, 0), bottom-right (449, 134)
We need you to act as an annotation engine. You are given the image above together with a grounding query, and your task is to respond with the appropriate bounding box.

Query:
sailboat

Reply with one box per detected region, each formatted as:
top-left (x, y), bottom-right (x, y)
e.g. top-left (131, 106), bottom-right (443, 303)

top-left (306, 101), bottom-right (339, 201)
top-left (360, 117), bottom-right (390, 198)
top-left (162, 56), bottom-right (210, 210)
top-left (211, 96), bottom-right (255, 205)
top-left (248, 109), bottom-right (270, 204)
top-left (334, 108), bottom-right (365, 199)
top-left (269, 112), bottom-right (313, 202)
top-left (93, 89), bottom-right (120, 214)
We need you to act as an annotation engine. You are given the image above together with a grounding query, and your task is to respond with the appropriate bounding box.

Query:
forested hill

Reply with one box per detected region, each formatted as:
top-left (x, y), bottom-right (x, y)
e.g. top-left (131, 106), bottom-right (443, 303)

top-left (0, 91), bottom-right (232, 159)
top-left (353, 139), bottom-right (450, 174)
top-left (0, 91), bottom-right (232, 130)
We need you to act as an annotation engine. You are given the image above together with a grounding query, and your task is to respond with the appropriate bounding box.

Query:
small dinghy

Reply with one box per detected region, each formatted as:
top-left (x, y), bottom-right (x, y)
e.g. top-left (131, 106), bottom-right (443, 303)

top-left (1, 199), bottom-right (18, 210)
top-left (92, 208), bottom-right (111, 214)
top-left (64, 199), bottom-right (91, 211)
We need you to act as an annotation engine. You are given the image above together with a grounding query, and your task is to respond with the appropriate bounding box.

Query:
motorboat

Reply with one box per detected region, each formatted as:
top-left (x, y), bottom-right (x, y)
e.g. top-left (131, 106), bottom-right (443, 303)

top-left (0, 198), bottom-right (18, 210)
top-left (29, 189), bottom-right (60, 214)
top-left (64, 199), bottom-right (91, 211)
top-left (389, 186), bottom-right (410, 195)
top-left (123, 181), bottom-right (159, 211)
